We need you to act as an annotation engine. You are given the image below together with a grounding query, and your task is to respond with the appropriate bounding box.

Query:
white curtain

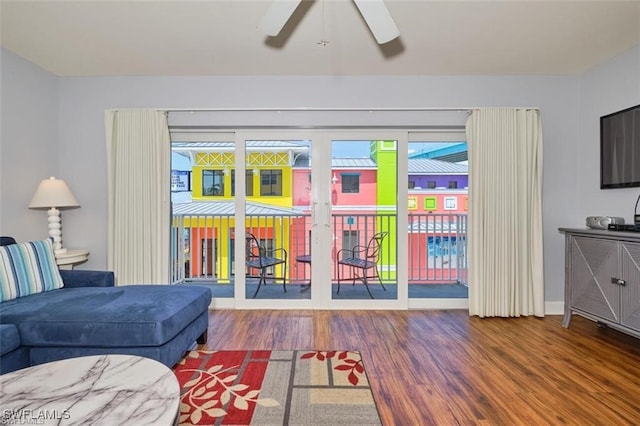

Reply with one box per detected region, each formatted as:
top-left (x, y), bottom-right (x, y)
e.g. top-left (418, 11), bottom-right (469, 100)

top-left (105, 109), bottom-right (171, 285)
top-left (466, 108), bottom-right (544, 317)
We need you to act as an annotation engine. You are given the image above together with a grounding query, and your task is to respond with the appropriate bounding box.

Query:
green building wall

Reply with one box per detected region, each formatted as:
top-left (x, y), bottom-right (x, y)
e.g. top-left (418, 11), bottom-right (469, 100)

top-left (371, 141), bottom-right (398, 280)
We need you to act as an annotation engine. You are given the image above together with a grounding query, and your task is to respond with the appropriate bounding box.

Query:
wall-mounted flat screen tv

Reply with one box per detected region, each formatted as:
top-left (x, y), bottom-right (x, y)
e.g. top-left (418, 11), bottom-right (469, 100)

top-left (600, 104), bottom-right (640, 189)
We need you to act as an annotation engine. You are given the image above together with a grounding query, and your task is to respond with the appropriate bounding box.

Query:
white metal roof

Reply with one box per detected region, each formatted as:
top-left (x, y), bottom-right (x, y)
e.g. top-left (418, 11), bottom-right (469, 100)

top-left (331, 158), bottom-right (377, 169)
top-left (172, 200), bottom-right (304, 217)
top-left (172, 141), bottom-right (309, 153)
top-left (408, 159), bottom-right (468, 175)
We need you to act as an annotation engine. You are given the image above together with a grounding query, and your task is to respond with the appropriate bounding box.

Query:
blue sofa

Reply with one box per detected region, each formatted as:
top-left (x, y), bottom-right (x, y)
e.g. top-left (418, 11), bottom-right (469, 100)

top-left (0, 237), bottom-right (212, 374)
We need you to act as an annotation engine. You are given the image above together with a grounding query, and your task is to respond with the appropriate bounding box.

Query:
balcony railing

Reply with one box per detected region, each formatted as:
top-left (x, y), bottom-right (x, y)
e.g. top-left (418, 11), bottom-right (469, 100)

top-left (408, 213), bottom-right (467, 284)
top-left (171, 212), bottom-right (467, 287)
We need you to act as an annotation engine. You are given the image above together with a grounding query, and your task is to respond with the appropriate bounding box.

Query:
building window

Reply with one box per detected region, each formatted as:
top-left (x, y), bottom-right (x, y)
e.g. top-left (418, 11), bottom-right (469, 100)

top-left (231, 170), bottom-right (253, 196)
top-left (408, 197), bottom-right (418, 210)
top-left (408, 180), bottom-right (416, 189)
top-left (427, 181), bottom-right (436, 189)
top-left (341, 174), bottom-right (360, 193)
top-left (260, 170), bottom-right (282, 196)
top-left (203, 170), bottom-right (224, 196)
top-left (444, 197), bottom-right (457, 210)
top-left (424, 197), bottom-right (437, 210)
top-left (448, 181), bottom-right (458, 189)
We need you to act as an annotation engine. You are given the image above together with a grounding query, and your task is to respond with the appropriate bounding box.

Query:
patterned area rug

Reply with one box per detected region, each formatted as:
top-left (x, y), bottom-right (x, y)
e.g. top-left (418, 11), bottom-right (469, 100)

top-left (173, 350), bottom-right (381, 425)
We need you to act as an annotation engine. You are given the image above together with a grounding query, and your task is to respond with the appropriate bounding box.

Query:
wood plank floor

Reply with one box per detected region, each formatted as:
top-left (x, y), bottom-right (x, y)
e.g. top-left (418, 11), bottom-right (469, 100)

top-left (201, 310), bottom-right (640, 425)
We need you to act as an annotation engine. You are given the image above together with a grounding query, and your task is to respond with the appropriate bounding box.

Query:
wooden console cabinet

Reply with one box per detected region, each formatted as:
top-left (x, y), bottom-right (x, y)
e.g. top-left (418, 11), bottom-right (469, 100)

top-left (560, 228), bottom-right (640, 338)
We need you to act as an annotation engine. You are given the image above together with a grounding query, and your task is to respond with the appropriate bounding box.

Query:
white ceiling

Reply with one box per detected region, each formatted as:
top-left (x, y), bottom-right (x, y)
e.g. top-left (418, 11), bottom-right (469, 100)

top-left (1, 0), bottom-right (639, 77)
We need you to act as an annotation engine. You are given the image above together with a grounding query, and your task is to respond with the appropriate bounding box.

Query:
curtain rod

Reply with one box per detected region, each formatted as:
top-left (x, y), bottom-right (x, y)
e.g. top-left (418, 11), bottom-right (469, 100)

top-left (157, 107), bottom-right (538, 113)
top-left (161, 107), bottom-right (471, 113)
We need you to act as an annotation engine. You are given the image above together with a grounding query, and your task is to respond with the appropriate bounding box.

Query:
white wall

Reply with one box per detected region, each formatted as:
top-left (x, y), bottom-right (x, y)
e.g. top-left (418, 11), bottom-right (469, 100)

top-left (577, 44), bottom-right (640, 221)
top-left (56, 74), bottom-right (578, 303)
top-left (2, 46), bottom-right (593, 304)
top-left (0, 49), bottom-right (60, 242)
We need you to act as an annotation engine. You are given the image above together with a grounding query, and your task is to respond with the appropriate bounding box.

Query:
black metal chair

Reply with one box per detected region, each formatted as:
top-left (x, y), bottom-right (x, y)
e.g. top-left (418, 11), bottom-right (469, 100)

top-left (246, 232), bottom-right (287, 298)
top-left (336, 231), bottom-right (388, 299)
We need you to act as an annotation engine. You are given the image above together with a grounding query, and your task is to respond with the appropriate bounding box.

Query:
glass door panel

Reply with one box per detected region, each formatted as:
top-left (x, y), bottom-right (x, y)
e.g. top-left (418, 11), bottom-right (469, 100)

top-left (407, 140), bottom-right (469, 301)
top-left (243, 138), bottom-right (312, 301)
top-left (330, 139), bottom-right (399, 302)
top-left (170, 137), bottom-right (236, 299)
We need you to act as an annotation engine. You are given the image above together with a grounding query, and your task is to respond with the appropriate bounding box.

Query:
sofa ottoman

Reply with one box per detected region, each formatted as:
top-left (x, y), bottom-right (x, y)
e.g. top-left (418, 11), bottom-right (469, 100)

top-left (0, 324), bottom-right (29, 374)
top-left (0, 284), bottom-right (211, 368)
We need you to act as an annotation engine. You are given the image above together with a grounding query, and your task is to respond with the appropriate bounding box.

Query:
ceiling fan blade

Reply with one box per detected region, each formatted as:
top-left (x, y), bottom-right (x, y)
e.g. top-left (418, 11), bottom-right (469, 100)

top-left (259, 0), bottom-right (304, 37)
top-left (353, 0), bottom-right (400, 44)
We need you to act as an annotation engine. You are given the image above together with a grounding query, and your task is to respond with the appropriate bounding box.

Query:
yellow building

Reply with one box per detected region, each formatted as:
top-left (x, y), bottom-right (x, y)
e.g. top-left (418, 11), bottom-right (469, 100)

top-left (172, 141), bottom-right (308, 282)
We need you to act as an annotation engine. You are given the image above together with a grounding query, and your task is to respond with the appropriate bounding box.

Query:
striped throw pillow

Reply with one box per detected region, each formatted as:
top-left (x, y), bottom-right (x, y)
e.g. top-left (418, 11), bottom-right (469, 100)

top-left (0, 239), bottom-right (64, 302)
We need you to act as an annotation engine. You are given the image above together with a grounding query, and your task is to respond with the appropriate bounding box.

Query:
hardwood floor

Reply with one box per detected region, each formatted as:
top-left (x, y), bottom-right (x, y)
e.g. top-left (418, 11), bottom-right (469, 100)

top-left (201, 310), bottom-right (640, 425)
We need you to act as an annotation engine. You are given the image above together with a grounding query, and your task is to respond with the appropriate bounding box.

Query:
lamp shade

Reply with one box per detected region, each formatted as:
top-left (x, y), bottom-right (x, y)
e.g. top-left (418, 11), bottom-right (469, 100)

top-left (29, 177), bottom-right (79, 209)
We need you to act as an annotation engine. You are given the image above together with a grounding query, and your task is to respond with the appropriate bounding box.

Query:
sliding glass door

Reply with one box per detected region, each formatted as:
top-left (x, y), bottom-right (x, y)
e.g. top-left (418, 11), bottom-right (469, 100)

top-left (329, 136), bottom-right (400, 306)
top-left (170, 128), bottom-right (469, 310)
top-left (241, 135), bottom-right (313, 304)
top-left (234, 130), bottom-right (406, 309)
top-left (406, 131), bottom-right (469, 309)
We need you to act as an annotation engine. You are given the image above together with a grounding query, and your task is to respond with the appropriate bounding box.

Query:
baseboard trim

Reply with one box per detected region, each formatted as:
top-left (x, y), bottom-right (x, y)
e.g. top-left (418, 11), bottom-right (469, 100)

top-left (545, 301), bottom-right (564, 316)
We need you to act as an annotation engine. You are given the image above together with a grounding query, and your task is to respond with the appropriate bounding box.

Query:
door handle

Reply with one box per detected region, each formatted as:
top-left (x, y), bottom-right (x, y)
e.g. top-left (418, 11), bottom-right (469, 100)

top-left (611, 277), bottom-right (627, 286)
top-left (312, 202), bottom-right (319, 228)
top-left (324, 202), bottom-right (331, 228)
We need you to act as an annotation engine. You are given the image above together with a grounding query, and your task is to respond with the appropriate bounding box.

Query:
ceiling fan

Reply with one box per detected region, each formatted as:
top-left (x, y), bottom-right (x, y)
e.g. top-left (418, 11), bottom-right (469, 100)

top-left (259, 0), bottom-right (400, 45)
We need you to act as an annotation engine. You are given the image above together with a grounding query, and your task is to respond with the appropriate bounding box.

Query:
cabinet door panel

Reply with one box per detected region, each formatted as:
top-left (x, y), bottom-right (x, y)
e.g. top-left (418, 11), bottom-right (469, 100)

top-left (570, 237), bottom-right (619, 322)
top-left (621, 242), bottom-right (640, 329)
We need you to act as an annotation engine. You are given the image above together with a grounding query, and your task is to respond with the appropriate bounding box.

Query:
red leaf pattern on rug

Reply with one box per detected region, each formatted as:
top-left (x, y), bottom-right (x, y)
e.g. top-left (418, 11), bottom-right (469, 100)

top-left (174, 350), bottom-right (278, 425)
top-left (301, 350), bottom-right (366, 386)
top-left (174, 350), bottom-right (378, 425)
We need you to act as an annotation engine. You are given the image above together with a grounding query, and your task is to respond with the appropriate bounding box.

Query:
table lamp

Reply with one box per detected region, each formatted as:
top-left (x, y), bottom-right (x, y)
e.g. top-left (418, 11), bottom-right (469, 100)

top-left (28, 176), bottom-right (80, 254)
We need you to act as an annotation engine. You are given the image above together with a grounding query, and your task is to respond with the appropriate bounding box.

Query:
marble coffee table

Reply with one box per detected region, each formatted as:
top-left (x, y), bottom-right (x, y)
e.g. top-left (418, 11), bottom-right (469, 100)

top-left (0, 354), bottom-right (179, 425)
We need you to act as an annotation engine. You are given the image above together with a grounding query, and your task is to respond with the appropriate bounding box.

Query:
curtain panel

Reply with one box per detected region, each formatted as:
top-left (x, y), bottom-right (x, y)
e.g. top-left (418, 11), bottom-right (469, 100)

top-left (105, 109), bottom-right (171, 285)
top-left (466, 108), bottom-right (544, 317)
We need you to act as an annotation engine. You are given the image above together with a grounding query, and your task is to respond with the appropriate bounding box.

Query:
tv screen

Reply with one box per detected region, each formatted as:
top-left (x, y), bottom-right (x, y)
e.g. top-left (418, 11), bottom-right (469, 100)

top-left (600, 104), bottom-right (640, 189)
